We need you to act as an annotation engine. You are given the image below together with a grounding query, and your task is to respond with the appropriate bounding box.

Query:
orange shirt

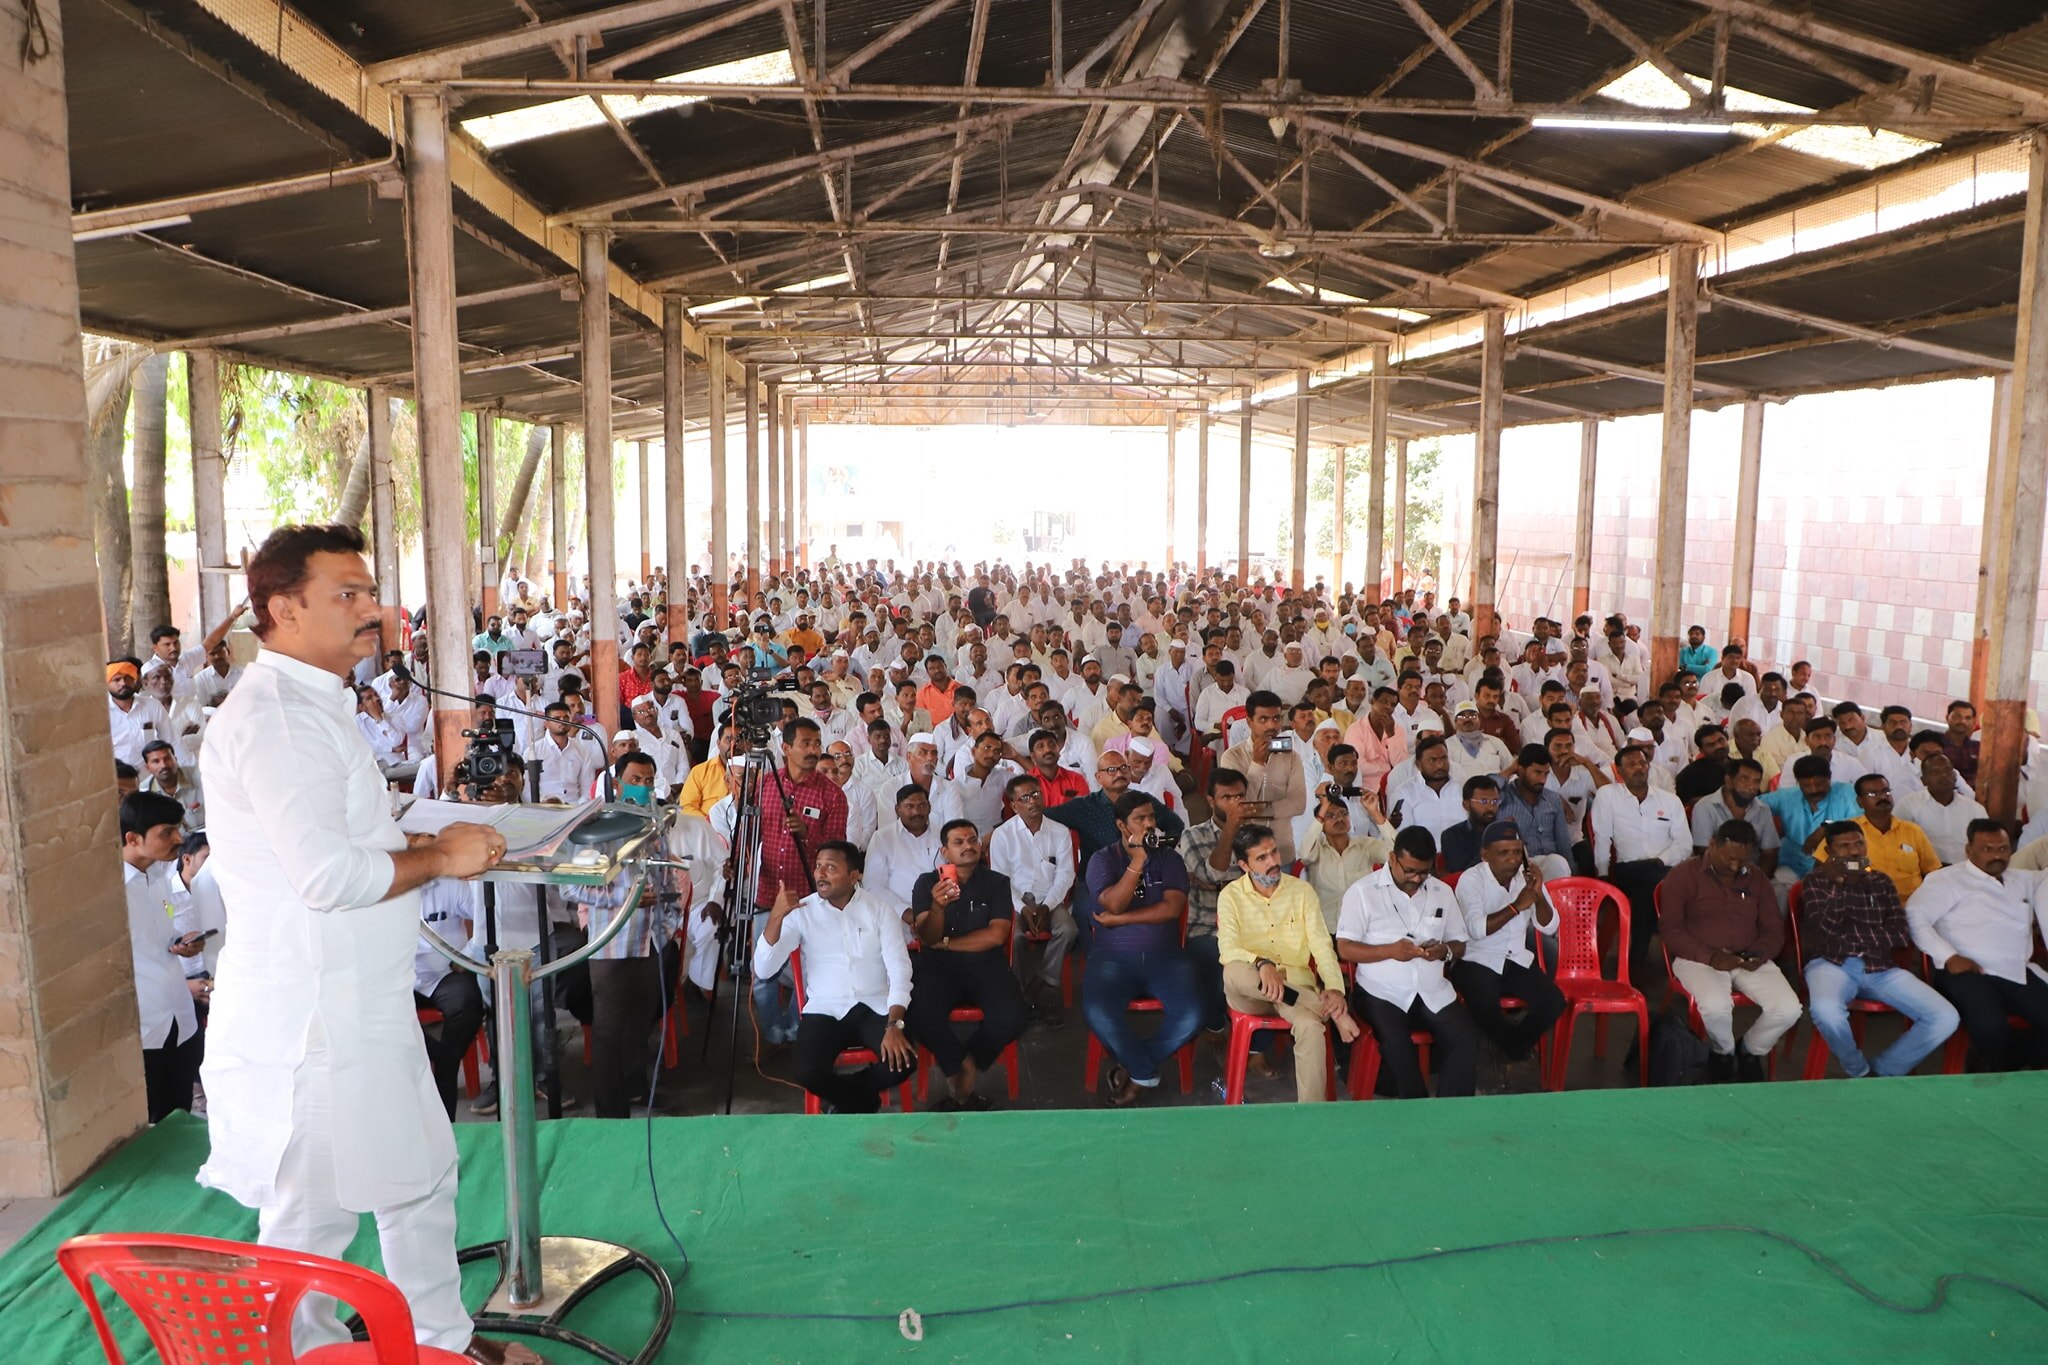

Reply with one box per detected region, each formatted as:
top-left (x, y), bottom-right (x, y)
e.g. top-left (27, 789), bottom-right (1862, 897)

top-left (919, 680), bottom-right (960, 718)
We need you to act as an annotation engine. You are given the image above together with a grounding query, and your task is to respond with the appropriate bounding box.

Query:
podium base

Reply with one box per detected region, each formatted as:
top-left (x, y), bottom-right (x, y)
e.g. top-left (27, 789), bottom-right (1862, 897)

top-left (460, 1235), bottom-right (675, 1365)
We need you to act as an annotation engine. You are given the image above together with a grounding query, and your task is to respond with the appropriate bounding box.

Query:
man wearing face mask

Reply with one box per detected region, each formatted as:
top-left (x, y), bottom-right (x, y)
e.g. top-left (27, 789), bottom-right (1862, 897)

top-left (1801, 821), bottom-right (1957, 1079)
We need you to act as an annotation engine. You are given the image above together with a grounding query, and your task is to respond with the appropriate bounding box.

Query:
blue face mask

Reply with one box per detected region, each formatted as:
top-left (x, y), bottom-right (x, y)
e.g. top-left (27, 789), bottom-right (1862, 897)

top-left (1343, 623), bottom-right (1358, 636)
top-left (621, 783), bottom-right (653, 806)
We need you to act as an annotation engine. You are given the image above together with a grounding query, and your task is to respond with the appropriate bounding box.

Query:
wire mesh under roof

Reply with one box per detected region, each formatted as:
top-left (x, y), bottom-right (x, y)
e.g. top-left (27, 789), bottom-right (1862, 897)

top-left (59, 0), bottom-right (2048, 438)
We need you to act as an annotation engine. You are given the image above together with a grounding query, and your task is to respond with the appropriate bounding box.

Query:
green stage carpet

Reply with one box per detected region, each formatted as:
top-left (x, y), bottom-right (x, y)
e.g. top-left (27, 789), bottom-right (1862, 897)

top-left (6, 1076), bottom-right (2047, 1362)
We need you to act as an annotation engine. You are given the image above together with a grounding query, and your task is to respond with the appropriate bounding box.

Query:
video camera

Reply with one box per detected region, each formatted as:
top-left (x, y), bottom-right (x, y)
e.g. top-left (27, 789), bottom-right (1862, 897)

top-left (452, 717), bottom-right (519, 799)
top-left (725, 678), bottom-right (786, 747)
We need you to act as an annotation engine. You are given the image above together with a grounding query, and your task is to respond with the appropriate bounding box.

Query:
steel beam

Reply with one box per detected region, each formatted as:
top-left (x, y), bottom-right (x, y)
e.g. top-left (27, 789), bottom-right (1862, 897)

top-left (1704, 290), bottom-right (2012, 372)
top-left (72, 157), bottom-right (398, 236)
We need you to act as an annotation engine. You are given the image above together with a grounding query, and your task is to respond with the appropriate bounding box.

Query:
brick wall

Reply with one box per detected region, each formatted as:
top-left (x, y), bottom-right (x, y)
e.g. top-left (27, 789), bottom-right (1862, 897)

top-left (0, 7), bottom-right (150, 1197)
top-left (1437, 375), bottom-right (2048, 723)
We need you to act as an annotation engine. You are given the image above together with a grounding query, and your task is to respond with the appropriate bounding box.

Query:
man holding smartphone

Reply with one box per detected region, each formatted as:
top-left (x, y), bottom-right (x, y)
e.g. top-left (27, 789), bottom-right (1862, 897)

top-left (1451, 822), bottom-right (1566, 1065)
top-left (906, 820), bottom-right (1028, 1110)
top-left (1219, 690), bottom-right (1307, 863)
top-left (1657, 821), bottom-right (1803, 1082)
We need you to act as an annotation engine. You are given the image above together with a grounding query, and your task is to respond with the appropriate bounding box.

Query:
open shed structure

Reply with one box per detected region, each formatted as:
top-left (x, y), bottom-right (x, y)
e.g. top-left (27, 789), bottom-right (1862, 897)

top-left (4, 0), bottom-right (2047, 1195)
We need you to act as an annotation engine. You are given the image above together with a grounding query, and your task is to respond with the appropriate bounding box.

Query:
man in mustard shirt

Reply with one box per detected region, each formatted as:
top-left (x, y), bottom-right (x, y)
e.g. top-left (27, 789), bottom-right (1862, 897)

top-left (1216, 823), bottom-right (1360, 1103)
top-left (1814, 775), bottom-right (1942, 902)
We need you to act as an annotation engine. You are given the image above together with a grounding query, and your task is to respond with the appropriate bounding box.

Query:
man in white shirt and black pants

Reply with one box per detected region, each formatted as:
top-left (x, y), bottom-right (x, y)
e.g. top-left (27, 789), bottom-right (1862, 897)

top-left (195, 525), bottom-right (526, 1363)
top-left (1589, 744), bottom-right (1692, 978)
top-left (1336, 825), bottom-right (1480, 1098)
top-left (122, 791), bottom-right (207, 1122)
top-left (1907, 819), bottom-right (2048, 1072)
top-left (1451, 820), bottom-right (1565, 1065)
top-left (754, 840), bottom-right (917, 1112)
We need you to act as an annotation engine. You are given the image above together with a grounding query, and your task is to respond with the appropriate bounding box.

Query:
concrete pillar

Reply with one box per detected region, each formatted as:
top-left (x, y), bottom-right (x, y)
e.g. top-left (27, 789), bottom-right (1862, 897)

top-left (744, 363), bottom-right (761, 605)
top-left (1237, 394), bottom-right (1254, 586)
top-left (1365, 344), bottom-right (1390, 597)
top-left (1392, 436), bottom-right (1409, 596)
top-left (636, 438), bottom-right (651, 585)
top-left (708, 338), bottom-right (730, 622)
top-left (1291, 372), bottom-right (1311, 593)
top-left (368, 388), bottom-right (400, 653)
top-left (476, 411), bottom-right (498, 618)
top-left (765, 378), bottom-right (782, 576)
top-left (1970, 375), bottom-right (2014, 717)
top-left (1165, 419), bottom-right (1178, 572)
top-left (1471, 311), bottom-right (1505, 643)
top-left (1651, 244), bottom-right (1701, 692)
top-left (797, 410), bottom-right (811, 567)
top-left (1572, 418), bottom-right (1597, 620)
top-left (1980, 131), bottom-right (2048, 824)
top-left (0, 18), bottom-right (152, 1194)
top-left (401, 91), bottom-right (475, 784)
top-left (1195, 409), bottom-right (1211, 575)
top-left (1331, 439), bottom-right (1347, 591)
top-left (549, 423), bottom-right (568, 610)
top-left (579, 229), bottom-right (621, 737)
top-left (1727, 401), bottom-right (1765, 650)
top-left (188, 352), bottom-right (228, 634)
top-left (662, 298), bottom-right (689, 644)
top-left (780, 402), bottom-right (796, 570)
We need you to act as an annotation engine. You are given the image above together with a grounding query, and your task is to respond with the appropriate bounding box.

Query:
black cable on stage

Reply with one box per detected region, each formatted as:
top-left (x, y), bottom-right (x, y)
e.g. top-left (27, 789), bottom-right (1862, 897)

top-left (658, 1222), bottom-right (2048, 1335)
top-left (643, 935), bottom-right (692, 1281)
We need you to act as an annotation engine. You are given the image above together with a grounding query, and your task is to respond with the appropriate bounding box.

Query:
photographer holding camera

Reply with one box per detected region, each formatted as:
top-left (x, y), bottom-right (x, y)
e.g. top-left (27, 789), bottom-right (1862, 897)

top-left (1219, 690), bottom-right (1307, 864)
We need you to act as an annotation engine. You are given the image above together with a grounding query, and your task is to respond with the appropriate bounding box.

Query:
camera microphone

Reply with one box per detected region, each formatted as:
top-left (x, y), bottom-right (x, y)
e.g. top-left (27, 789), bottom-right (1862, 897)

top-left (390, 660), bottom-right (616, 805)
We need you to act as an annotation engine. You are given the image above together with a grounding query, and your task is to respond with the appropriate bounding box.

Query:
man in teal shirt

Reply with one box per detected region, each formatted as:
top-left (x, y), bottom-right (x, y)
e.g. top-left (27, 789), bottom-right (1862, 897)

top-left (1760, 753), bottom-right (1859, 895)
top-left (1678, 625), bottom-right (1717, 679)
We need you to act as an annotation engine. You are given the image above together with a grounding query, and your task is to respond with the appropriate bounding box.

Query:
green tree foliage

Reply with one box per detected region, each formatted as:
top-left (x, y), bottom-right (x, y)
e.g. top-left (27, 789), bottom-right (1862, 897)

top-left (1298, 438), bottom-right (1445, 584)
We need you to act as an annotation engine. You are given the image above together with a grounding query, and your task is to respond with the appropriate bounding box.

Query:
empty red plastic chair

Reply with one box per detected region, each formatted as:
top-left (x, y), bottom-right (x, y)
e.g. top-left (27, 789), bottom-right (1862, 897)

top-left (57, 1232), bottom-right (471, 1363)
top-left (1541, 877), bottom-right (1650, 1090)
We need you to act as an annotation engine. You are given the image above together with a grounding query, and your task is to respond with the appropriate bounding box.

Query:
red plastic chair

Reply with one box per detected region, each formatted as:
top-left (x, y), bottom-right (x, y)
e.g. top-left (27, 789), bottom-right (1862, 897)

top-left (1221, 1007), bottom-right (1339, 1103)
top-left (1540, 877), bottom-right (1650, 1091)
top-left (1785, 883), bottom-right (1898, 1080)
top-left (792, 951), bottom-right (914, 1115)
top-left (413, 1008), bottom-right (483, 1099)
top-left (1657, 884), bottom-right (1779, 1080)
top-left (57, 1232), bottom-right (470, 1363)
top-left (914, 914), bottom-right (1024, 1101)
top-left (1082, 906), bottom-right (1195, 1095)
top-left (1346, 1027), bottom-right (1434, 1100)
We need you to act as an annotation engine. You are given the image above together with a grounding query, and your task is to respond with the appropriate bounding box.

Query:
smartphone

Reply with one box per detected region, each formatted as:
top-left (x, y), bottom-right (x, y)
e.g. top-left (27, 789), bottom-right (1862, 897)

top-left (939, 864), bottom-right (959, 886)
top-left (180, 928), bottom-right (219, 945)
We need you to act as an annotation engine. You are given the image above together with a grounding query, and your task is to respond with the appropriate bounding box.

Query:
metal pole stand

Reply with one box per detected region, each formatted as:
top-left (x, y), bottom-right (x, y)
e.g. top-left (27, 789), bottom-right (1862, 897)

top-left (420, 805), bottom-right (677, 1365)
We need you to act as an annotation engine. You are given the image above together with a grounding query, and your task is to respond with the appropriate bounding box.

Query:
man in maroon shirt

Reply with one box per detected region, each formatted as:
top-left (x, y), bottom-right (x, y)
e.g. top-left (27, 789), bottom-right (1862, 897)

top-left (676, 665), bottom-right (717, 766)
top-left (1658, 821), bottom-right (1803, 1082)
top-left (750, 717), bottom-right (849, 1043)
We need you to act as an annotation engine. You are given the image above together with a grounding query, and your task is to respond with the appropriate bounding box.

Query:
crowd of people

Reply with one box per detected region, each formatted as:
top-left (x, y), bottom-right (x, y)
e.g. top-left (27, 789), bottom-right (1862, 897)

top-left (112, 548), bottom-right (2048, 1119)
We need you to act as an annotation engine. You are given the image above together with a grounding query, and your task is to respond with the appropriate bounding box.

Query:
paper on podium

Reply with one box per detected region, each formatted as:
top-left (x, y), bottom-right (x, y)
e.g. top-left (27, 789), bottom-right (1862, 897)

top-left (398, 798), bottom-right (599, 859)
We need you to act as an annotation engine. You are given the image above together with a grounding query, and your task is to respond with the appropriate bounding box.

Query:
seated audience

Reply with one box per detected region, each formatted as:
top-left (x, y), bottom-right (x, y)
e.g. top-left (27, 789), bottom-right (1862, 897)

top-left (1450, 821), bottom-right (1566, 1065)
top-left (1657, 821), bottom-right (1803, 1081)
top-left (906, 820), bottom-right (1030, 1110)
top-left (1907, 820), bottom-right (2048, 1072)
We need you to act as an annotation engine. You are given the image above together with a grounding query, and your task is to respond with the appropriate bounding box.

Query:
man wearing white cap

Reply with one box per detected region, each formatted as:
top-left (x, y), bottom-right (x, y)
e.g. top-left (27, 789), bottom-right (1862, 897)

top-left (1069, 656), bottom-right (1113, 733)
top-left (1446, 700), bottom-right (1514, 785)
top-left (1154, 638), bottom-right (1193, 753)
top-left (1265, 639), bottom-right (1317, 704)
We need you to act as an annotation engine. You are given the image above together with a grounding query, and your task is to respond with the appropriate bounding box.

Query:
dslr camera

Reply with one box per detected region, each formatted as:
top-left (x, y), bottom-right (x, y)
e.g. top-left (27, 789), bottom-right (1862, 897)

top-left (1142, 828), bottom-right (1179, 851)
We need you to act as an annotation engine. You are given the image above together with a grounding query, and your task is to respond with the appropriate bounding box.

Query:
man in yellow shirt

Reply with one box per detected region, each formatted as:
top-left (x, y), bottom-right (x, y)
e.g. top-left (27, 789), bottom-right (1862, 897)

top-left (783, 610), bottom-right (825, 659)
top-left (1814, 775), bottom-right (1943, 900)
top-left (677, 727), bottom-right (747, 818)
top-left (1216, 822), bottom-right (1360, 1103)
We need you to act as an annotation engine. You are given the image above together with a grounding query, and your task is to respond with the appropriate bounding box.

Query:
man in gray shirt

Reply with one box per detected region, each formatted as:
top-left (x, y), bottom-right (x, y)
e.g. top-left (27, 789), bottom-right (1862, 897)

top-left (1494, 745), bottom-right (1577, 882)
top-left (1689, 757), bottom-right (1780, 876)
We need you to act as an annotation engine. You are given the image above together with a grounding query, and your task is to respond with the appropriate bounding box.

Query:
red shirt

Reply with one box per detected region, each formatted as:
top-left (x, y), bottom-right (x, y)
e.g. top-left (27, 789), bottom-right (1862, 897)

top-left (1028, 764), bottom-right (1092, 808)
top-left (753, 768), bottom-right (848, 907)
top-left (619, 668), bottom-right (653, 710)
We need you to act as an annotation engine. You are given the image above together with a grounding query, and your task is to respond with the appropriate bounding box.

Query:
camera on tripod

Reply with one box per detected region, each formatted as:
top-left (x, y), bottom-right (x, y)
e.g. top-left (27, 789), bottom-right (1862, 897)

top-left (725, 679), bottom-right (785, 746)
top-left (452, 718), bottom-right (518, 798)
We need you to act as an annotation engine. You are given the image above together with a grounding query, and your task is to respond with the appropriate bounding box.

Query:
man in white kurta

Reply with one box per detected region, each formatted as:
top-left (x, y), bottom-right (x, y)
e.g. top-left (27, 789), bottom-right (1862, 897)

top-left (196, 525), bottom-right (514, 1360)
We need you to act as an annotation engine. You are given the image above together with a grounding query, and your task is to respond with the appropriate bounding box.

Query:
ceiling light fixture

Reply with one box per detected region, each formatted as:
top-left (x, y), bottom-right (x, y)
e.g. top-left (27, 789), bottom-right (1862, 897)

top-left (1532, 116), bottom-right (1734, 134)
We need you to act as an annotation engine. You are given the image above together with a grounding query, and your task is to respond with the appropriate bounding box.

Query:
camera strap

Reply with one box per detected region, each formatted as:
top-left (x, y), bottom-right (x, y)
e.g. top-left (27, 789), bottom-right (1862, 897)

top-left (767, 762), bottom-right (819, 896)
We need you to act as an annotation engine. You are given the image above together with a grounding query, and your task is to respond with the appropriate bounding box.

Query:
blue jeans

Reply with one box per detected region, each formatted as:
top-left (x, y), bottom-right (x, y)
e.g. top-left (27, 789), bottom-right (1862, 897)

top-left (1081, 950), bottom-right (1203, 1084)
top-left (1804, 956), bottom-right (1959, 1077)
top-left (752, 924), bottom-right (800, 1043)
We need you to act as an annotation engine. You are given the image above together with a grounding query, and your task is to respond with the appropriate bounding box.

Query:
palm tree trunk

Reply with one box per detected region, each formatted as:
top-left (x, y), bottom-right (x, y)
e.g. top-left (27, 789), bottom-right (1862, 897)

top-left (337, 422), bottom-right (373, 527)
top-left (128, 352), bottom-right (172, 642)
top-left (87, 371), bottom-right (136, 657)
top-left (497, 425), bottom-right (547, 556)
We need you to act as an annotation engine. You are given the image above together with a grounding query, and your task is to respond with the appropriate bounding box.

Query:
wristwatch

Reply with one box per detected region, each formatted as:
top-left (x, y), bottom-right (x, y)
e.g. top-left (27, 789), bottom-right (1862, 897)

top-left (889, 1017), bottom-right (907, 1030)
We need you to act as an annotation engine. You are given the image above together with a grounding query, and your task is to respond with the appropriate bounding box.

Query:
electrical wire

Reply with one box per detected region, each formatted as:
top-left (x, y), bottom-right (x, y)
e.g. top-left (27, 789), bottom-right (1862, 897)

top-left (660, 1221), bottom-right (2048, 1330)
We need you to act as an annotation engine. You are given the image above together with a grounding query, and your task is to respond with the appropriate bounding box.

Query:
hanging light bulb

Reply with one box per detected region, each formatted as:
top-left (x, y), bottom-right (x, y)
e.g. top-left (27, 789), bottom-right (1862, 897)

top-left (1267, 113), bottom-right (1290, 139)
